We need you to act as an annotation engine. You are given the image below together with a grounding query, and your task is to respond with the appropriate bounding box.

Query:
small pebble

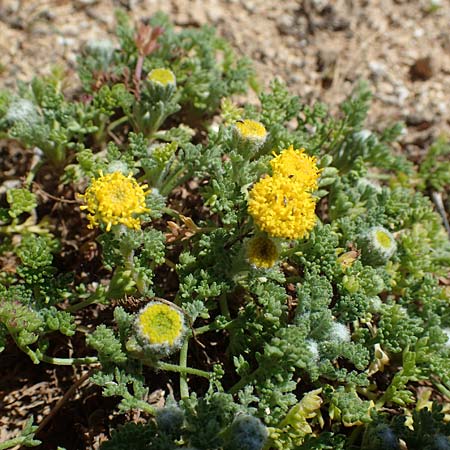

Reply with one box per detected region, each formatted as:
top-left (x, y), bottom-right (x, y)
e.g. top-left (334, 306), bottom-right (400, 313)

top-left (410, 56), bottom-right (434, 81)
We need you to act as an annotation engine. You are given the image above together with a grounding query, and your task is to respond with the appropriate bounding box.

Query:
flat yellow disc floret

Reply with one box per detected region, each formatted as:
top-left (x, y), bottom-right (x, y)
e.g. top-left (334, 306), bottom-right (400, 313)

top-left (248, 175), bottom-right (317, 239)
top-left (246, 235), bottom-right (279, 269)
top-left (79, 171), bottom-right (150, 232)
top-left (235, 119), bottom-right (267, 142)
top-left (375, 229), bottom-right (393, 249)
top-left (148, 68), bottom-right (176, 86)
top-left (270, 145), bottom-right (321, 192)
top-left (138, 303), bottom-right (184, 345)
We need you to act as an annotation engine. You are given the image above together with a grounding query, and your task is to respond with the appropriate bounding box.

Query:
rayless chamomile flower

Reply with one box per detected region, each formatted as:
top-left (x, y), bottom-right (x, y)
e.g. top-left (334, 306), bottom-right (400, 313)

top-left (246, 235), bottom-right (279, 269)
top-left (358, 226), bottom-right (397, 266)
top-left (234, 119), bottom-right (267, 146)
top-left (135, 301), bottom-right (186, 356)
top-left (248, 174), bottom-right (317, 239)
top-left (79, 171), bottom-right (150, 232)
top-left (270, 145), bottom-right (321, 192)
top-left (147, 68), bottom-right (176, 87)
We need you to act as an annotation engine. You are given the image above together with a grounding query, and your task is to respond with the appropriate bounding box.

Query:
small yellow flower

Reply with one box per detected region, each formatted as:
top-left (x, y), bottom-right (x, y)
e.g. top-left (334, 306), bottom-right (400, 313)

top-left (373, 228), bottom-right (396, 252)
top-left (147, 68), bottom-right (176, 87)
top-left (248, 175), bottom-right (317, 239)
top-left (137, 301), bottom-right (184, 346)
top-left (246, 235), bottom-right (279, 269)
top-left (235, 119), bottom-right (267, 144)
top-left (270, 145), bottom-right (321, 192)
top-left (79, 171), bottom-right (150, 232)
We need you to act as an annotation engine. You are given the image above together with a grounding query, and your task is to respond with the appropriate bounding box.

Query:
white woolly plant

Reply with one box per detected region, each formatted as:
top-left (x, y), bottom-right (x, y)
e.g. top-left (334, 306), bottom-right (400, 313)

top-left (223, 414), bottom-right (268, 450)
top-left (5, 98), bottom-right (39, 124)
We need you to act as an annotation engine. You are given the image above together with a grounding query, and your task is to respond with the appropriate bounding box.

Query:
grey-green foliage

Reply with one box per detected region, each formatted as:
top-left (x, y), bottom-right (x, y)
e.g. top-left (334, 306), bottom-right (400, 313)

top-left (91, 366), bottom-right (152, 414)
top-left (100, 423), bottom-right (160, 450)
top-left (86, 324), bottom-right (127, 365)
top-left (2, 12), bottom-right (450, 450)
top-left (418, 137), bottom-right (450, 191)
top-left (2, 72), bottom-right (97, 165)
top-left (16, 234), bottom-right (54, 268)
top-left (362, 406), bottom-right (450, 450)
top-left (97, 76), bottom-right (450, 449)
top-left (6, 188), bottom-right (37, 218)
top-left (80, 11), bottom-right (252, 115)
top-left (41, 307), bottom-right (76, 336)
top-left (0, 294), bottom-right (45, 363)
top-left (326, 386), bottom-right (373, 426)
top-left (182, 392), bottom-right (239, 449)
top-left (377, 304), bottom-right (424, 354)
top-left (0, 417), bottom-right (41, 449)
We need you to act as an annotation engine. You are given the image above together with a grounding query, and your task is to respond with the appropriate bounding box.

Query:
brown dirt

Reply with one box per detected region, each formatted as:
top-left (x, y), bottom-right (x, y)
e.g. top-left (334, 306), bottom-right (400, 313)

top-left (1, 0), bottom-right (449, 447)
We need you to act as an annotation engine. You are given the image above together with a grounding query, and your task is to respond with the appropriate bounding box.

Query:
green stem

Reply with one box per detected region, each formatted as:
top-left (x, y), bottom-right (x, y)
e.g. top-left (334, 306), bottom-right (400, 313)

top-left (162, 206), bottom-right (181, 219)
top-left (219, 293), bottom-right (231, 321)
top-left (157, 361), bottom-right (211, 379)
top-left (160, 169), bottom-right (191, 196)
top-left (0, 217), bottom-right (49, 236)
top-left (67, 294), bottom-right (101, 313)
top-left (24, 159), bottom-right (44, 188)
top-left (107, 115), bottom-right (128, 133)
top-left (434, 382), bottom-right (450, 399)
top-left (229, 366), bottom-right (261, 394)
top-left (193, 320), bottom-right (233, 336)
top-left (347, 425), bottom-right (364, 447)
top-left (179, 339), bottom-right (189, 398)
top-left (39, 354), bottom-right (99, 366)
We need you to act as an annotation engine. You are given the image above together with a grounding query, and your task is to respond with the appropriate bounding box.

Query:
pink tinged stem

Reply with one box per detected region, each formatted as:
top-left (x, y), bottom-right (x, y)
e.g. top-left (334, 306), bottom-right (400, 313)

top-left (135, 54), bottom-right (144, 82)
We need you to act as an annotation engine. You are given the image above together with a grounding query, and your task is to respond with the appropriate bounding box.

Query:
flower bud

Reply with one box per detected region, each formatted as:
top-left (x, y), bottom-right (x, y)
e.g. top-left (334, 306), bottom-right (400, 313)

top-left (224, 415), bottom-right (268, 450)
top-left (147, 68), bottom-right (176, 87)
top-left (358, 226), bottom-right (397, 266)
top-left (135, 300), bottom-right (186, 357)
top-left (156, 405), bottom-right (184, 436)
top-left (234, 119), bottom-right (267, 147)
top-left (246, 234), bottom-right (280, 269)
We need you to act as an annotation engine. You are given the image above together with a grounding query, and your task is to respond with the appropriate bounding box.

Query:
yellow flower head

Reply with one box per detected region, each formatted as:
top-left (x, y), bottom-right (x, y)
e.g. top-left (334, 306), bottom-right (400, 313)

top-left (373, 227), bottom-right (395, 252)
top-left (147, 68), bottom-right (176, 87)
top-left (235, 119), bottom-right (267, 144)
top-left (270, 145), bottom-right (321, 192)
top-left (137, 301), bottom-right (185, 347)
top-left (248, 174), bottom-right (317, 239)
top-left (246, 235), bottom-right (279, 269)
top-left (79, 171), bottom-right (150, 232)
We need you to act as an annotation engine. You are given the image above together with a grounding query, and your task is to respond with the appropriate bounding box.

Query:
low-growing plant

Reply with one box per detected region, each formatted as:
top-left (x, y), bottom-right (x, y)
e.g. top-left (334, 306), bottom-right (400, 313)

top-left (1, 10), bottom-right (450, 450)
